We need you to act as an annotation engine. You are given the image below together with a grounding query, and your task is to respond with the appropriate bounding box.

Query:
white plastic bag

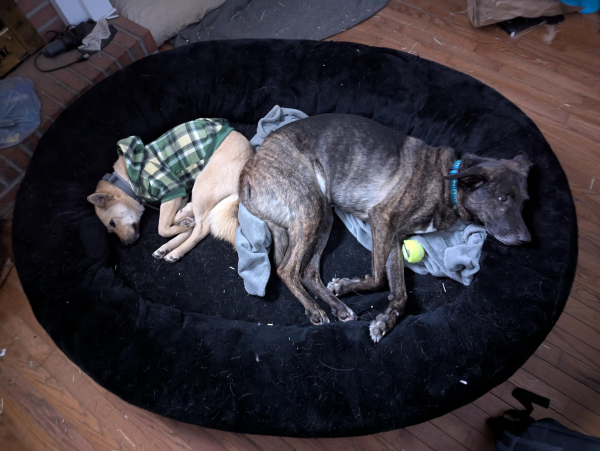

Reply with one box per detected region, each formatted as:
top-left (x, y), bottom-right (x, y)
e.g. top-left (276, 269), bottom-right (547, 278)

top-left (0, 77), bottom-right (41, 149)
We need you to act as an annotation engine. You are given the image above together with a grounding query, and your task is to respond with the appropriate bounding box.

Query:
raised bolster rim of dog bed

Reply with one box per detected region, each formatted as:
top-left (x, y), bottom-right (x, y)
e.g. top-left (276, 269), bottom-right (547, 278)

top-left (12, 39), bottom-right (577, 437)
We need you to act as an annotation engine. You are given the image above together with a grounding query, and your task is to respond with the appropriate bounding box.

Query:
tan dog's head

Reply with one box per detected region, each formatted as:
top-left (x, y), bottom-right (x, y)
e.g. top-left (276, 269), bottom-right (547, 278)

top-left (87, 180), bottom-right (144, 245)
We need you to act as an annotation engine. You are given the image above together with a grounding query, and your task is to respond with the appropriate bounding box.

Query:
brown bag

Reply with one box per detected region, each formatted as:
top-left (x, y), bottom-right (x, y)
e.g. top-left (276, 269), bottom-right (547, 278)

top-left (467, 0), bottom-right (582, 27)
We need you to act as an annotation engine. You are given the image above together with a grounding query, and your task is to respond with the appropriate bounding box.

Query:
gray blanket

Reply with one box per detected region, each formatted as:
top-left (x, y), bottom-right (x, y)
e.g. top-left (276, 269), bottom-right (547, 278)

top-left (236, 106), bottom-right (487, 296)
top-left (174, 0), bottom-right (388, 46)
top-left (339, 212), bottom-right (486, 286)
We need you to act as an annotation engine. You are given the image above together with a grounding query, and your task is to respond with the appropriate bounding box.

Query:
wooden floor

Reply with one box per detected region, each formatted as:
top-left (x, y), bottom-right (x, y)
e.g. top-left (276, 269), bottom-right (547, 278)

top-left (2, 1), bottom-right (600, 450)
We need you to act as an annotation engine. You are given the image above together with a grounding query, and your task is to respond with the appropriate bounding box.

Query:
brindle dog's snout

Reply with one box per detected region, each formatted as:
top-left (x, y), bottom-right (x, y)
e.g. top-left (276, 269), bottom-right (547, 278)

top-left (518, 228), bottom-right (531, 244)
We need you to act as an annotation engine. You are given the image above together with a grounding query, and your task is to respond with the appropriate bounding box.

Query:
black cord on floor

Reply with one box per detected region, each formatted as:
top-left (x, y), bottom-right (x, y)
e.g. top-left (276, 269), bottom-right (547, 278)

top-left (34, 52), bottom-right (89, 73)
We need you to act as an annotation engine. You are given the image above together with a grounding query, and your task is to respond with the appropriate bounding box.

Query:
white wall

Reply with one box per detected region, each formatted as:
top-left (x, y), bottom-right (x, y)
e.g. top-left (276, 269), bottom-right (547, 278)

top-left (49, 0), bottom-right (114, 25)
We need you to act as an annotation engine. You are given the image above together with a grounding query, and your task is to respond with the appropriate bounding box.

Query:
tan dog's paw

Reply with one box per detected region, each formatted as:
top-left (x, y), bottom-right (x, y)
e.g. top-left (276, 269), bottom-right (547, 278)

top-left (152, 248), bottom-right (168, 259)
top-left (163, 253), bottom-right (181, 263)
top-left (174, 202), bottom-right (193, 223)
top-left (178, 217), bottom-right (195, 228)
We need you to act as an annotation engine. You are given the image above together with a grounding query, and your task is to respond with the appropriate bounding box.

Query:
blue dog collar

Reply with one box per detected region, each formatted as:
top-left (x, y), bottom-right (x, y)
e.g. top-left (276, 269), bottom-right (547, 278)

top-left (449, 160), bottom-right (461, 206)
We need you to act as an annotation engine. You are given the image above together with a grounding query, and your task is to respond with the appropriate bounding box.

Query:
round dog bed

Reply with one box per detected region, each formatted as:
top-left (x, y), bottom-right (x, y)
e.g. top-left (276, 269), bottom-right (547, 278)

top-left (13, 39), bottom-right (577, 437)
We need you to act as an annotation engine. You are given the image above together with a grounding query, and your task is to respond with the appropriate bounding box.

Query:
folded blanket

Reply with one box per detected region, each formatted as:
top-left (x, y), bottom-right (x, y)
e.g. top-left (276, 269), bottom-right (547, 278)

top-left (236, 105), bottom-right (487, 296)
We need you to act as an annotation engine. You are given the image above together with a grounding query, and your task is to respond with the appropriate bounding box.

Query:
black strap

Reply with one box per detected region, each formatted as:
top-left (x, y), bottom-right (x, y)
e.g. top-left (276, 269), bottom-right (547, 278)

top-left (488, 388), bottom-right (551, 437)
top-left (102, 172), bottom-right (140, 203)
top-left (504, 388), bottom-right (550, 420)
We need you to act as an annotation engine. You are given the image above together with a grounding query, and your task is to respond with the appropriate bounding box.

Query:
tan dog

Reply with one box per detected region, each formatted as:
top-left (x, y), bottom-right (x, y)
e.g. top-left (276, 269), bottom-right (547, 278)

top-left (88, 130), bottom-right (253, 261)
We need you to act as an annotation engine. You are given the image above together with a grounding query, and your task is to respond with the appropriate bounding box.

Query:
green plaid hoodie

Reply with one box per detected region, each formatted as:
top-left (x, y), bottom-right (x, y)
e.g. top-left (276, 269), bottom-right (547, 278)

top-left (117, 118), bottom-right (234, 204)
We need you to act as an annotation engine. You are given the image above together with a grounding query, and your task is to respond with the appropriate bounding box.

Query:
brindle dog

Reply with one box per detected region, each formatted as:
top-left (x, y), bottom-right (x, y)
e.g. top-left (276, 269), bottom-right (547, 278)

top-left (239, 114), bottom-right (532, 342)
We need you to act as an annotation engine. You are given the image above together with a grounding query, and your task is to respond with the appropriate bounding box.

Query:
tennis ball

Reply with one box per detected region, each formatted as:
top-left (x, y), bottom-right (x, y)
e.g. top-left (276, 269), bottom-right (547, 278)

top-left (402, 240), bottom-right (425, 263)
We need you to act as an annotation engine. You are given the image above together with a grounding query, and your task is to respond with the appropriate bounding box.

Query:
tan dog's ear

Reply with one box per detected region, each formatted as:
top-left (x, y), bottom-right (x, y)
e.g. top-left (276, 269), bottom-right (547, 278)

top-left (87, 193), bottom-right (113, 208)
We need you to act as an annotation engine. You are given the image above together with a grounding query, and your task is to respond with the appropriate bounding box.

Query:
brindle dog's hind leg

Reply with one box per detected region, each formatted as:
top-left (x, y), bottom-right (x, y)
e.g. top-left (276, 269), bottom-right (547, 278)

top-left (369, 235), bottom-right (408, 342)
top-left (300, 205), bottom-right (357, 322)
top-left (277, 217), bottom-right (330, 325)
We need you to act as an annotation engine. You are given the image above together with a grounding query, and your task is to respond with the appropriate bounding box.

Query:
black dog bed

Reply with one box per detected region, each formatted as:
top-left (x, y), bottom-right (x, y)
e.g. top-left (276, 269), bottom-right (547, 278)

top-left (13, 39), bottom-right (577, 437)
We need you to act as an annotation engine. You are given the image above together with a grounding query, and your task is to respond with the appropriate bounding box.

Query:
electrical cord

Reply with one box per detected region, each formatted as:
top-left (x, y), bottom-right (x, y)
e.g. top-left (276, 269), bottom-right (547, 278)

top-left (34, 52), bottom-right (89, 73)
top-left (34, 27), bottom-right (89, 73)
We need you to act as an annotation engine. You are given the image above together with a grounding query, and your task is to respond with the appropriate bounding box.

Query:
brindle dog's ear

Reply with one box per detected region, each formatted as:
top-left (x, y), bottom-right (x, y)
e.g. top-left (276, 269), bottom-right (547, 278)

top-left (87, 193), bottom-right (113, 208)
top-left (513, 152), bottom-right (533, 174)
top-left (443, 166), bottom-right (488, 189)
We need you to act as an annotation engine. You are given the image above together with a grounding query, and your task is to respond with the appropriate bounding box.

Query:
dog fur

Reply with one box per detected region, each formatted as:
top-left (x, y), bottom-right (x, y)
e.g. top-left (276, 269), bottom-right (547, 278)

top-left (239, 114), bottom-right (533, 342)
top-left (88, 130), bottom-right (253, 261)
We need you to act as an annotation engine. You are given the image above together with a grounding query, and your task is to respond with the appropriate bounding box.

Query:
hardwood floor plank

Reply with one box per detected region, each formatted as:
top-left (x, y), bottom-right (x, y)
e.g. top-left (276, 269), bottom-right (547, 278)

top-left (547, 326), bottom-right (600, 374)
top-left (0, 363), bottom-right (96, 451)
top-left (407, 421), bottom-right (469, 451)
top-left (522, 355), bottom-right (600, 417)
top-left (563, 297), bottom-right (600, 333)
top-left (472, 42), bottom-right (600, 102)
top-left (570, 281), bottom-right (600, 313)
top-left (377, 428), bottom-right (434, 451)
top-left (1, 334), bottom-right (123, 451)
top-left (204, 428), bottom-right (261, 451)
top-left (556, 311), bottom-right (600, 353)
top-left (576, 250), bottom-right (600, 296)
top-left (430, 413), bottom-right (472, 445)
top-left (162, 418), bottom-right (229, 451)
top-left (245, 434), bottom-right (296, 451)
top-left (0, 416), bottom-right (28, 451)
top-left (567, 114), bottom-right (600, 143)
top-left (0, 388), bottom-right (63, 451)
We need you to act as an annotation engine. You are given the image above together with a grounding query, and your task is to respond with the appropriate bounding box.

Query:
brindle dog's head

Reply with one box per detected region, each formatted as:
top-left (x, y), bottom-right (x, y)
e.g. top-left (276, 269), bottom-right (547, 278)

top-left (445, 152), bottom-right (533, 246)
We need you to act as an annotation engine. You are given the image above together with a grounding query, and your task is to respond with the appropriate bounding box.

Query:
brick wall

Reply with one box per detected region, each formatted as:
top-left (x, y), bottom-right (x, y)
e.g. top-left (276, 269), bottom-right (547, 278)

top-left (0, 17), bottom-right (157, 217)
top-left (15, 0), bottom-right (66, 41)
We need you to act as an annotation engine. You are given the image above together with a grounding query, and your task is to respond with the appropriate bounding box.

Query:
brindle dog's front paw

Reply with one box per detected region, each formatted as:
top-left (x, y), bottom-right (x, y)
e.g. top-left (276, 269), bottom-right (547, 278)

top-left (332, 303), bottom-right (358, 322)
top-left (327, 277), bottom-right (362, 297)
top-left (152, 248), bottom-right (168, 259)
top-left (178, 217), bottom-right (195, 228)
top-left (306, 308), bottom-right (330, 326)
top-left (369, 314), bottom-right (391, 343)
top-left (327, 278), bottom-right (341, 295)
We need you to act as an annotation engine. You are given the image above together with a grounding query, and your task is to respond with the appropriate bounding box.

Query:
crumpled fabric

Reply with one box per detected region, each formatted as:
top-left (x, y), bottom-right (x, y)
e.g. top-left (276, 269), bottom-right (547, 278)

top-left (0, 77), bottom-right (40, 149)
top-left (79, 19), bottom-right (112, 53)
top-left (336, 210), bottom-right (486, 286)
top-left (235, 203), bottom-right (272, 296)
top-left (404, 219), bottom-right (486, 286)
top-left (249, 105), bottom-right (308, 151)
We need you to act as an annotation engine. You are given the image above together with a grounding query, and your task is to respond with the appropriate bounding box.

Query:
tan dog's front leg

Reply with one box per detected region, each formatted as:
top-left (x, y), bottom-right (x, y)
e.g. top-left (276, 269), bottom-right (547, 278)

top-left (158, 197), bottom-right (195, 237)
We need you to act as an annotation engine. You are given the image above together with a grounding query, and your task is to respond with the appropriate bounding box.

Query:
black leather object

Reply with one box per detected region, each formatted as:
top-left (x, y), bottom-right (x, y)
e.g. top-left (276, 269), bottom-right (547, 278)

top-left (13, 39), bottom-right (577, 437)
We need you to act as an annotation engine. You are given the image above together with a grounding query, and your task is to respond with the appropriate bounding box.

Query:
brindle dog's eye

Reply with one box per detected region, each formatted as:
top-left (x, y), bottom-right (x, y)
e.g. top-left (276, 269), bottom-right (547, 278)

top-left (498, 196), bottom-right (508, 203)
top-left (109, 220), bottom-right (116, 227)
